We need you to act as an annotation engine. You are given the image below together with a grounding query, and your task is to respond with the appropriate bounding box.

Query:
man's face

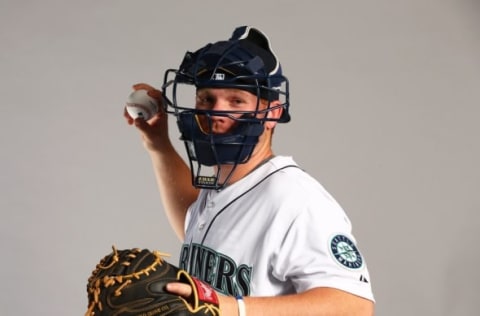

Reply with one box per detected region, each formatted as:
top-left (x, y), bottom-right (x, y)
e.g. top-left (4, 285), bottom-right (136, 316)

top-left (194, 88), bottom-right (264, 135)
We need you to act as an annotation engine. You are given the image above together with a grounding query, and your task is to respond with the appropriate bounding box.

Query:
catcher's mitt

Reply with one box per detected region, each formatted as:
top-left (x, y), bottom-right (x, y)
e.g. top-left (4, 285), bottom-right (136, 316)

top-left (85, 246), bottom-right (220, 316)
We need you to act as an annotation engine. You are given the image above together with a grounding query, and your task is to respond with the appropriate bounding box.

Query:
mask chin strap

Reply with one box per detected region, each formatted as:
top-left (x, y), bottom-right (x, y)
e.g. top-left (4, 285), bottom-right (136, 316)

top-left (177, 111), bottom-right (265, 190)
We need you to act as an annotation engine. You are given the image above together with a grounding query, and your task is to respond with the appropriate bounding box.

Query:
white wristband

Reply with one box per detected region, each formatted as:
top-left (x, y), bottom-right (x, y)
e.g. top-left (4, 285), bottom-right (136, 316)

top-left (236, 296), bottom-right (246, 316)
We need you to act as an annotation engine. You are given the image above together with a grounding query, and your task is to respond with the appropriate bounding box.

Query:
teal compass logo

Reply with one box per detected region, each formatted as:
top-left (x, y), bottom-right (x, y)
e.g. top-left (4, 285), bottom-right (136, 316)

top-left (330, 234), bottom-right (363, 269)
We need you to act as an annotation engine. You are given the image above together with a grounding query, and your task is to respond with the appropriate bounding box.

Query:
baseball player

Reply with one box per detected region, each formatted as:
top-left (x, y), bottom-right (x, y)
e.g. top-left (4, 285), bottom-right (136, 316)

top-left (126, 26), bottom-right (375, 315)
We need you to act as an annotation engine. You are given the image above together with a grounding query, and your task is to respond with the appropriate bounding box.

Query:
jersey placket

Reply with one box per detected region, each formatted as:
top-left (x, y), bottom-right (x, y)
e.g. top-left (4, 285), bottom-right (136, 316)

top-left (197, 190), bottom-right (217, 242)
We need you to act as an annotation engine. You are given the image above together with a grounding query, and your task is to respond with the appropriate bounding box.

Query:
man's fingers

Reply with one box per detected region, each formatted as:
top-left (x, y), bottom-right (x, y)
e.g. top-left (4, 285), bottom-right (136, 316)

top-left (133, 116), bottom-right (151, 131)
top-left (124, 107), bottom-right (134, 125)
top-left (132, 83), bottom-right (155, 91)
top-left (166, 282), bottom-right (193, 298)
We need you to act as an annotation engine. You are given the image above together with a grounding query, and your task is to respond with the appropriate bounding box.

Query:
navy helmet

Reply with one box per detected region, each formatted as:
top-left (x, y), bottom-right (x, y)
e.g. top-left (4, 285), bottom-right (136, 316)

top-left (162, 26), bottom-right (290, 189)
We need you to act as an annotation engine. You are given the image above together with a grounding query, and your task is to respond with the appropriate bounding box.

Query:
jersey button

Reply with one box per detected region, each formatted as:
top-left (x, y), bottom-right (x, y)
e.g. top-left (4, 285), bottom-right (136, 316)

top-left (198, 223), bottom-right (205, 230)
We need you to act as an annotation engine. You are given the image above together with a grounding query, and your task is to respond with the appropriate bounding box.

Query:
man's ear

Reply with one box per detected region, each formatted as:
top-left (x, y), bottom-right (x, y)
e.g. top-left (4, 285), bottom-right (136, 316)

top-left (264, 100), bottom-right (283, 129)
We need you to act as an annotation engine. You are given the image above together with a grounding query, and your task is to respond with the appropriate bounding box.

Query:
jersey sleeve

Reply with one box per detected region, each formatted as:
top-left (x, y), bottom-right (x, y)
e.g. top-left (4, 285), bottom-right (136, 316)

top-left (271, 181), bottom-right (375, 302)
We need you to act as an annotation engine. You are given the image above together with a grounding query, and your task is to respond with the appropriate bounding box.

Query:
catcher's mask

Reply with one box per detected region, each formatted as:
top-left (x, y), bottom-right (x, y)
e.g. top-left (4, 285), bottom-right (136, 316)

top-left (162, 26), bottom-right (290, 189)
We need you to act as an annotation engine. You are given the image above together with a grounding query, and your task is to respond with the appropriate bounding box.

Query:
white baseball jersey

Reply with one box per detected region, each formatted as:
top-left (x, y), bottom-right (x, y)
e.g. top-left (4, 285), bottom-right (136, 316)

top-left (179, 156), bottom-right (374, 301)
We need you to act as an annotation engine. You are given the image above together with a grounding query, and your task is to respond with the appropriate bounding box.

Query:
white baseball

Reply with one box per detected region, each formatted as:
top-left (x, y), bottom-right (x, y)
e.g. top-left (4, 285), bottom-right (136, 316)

top-left (125, 89), bottom-right (159, 120)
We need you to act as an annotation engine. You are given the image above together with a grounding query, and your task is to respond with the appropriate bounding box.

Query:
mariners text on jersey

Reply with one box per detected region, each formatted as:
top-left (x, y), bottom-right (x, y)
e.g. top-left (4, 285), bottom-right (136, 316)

top-left (179, 242), bottom-right (252, 296)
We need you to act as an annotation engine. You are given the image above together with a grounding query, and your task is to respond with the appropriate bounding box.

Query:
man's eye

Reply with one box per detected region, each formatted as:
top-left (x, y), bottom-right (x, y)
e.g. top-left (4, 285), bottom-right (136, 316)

top-left (197, 96), bottom-right (212, 105)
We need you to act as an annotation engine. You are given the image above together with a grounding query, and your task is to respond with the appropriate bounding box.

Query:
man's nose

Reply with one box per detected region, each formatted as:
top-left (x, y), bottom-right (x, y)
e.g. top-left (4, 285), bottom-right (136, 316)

top-left (211, 98), bottom-right (228, 111)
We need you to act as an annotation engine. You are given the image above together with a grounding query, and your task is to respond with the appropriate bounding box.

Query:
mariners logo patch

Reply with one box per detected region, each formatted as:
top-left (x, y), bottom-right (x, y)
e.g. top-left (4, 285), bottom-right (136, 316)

top-left (330, 234), bottom-right (363, 269)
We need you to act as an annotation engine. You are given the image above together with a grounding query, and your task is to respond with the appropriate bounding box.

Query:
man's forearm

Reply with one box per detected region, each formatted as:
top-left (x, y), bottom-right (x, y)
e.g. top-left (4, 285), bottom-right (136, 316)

top-left (218, 287), bottom-right (374, 316)
top-left (148, 146), bottom-right (199, 241)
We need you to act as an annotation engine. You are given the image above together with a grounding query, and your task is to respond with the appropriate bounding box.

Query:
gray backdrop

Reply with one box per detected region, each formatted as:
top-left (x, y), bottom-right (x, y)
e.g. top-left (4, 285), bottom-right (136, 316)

top-left (1, 0), bottom-right (479, 315)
